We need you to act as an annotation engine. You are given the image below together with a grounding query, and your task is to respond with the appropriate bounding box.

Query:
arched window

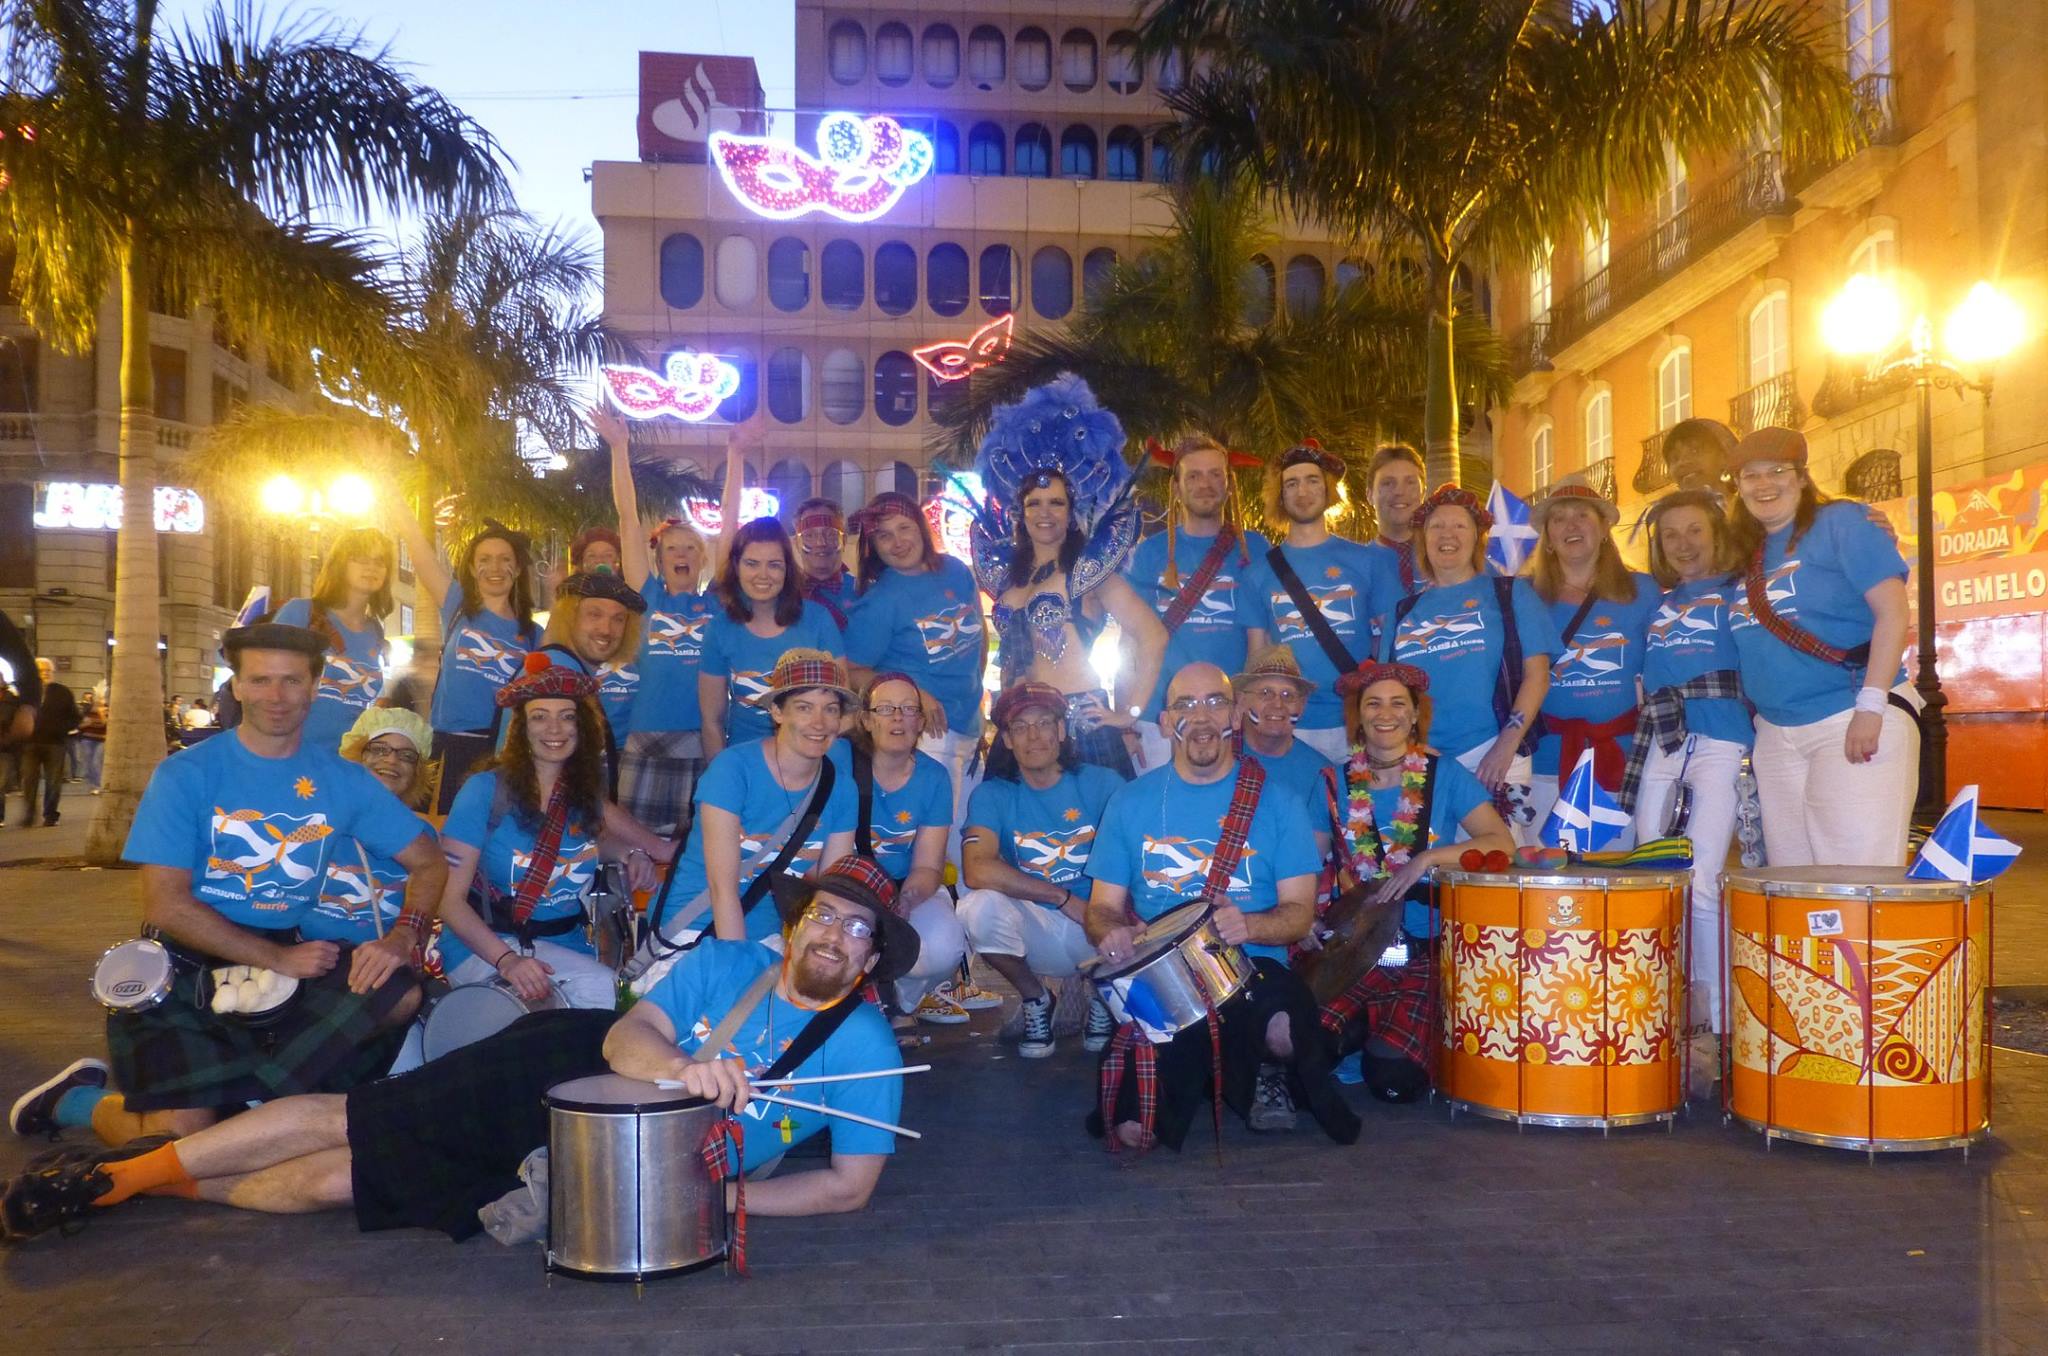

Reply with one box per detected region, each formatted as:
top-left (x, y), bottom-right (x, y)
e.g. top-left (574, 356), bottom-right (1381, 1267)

top-left (1015, 27), bottom-right (1052, 90)
top-left (766, 346), bottom-right (811, 424)
top-left (1156, 49), bottom-right (1184, 92)
top-left (820, 349), bottom-right (865, 425)
top-left (1656, 143), bottom-right (1690, 268)
top-left (714, 236), bottom-right (757, 308)
top-left (929, 120), bottom-right (959, 174)
top-left (822, 459), bottom-right (865, 513)
top-left (927, 243), bottom-right (970, 317)
top-left (874, 241), bottom-right (918, 316)
top-left (1583, 217), bottom-right (1611, 317)
top-left (874, 23), bottom-right (913, 86)
top-left (1015, 124), bottom-right (1051, 178)
top-left (967, 25), bottom-right (1005, 87)
top-left (1531, 421), bottom-right (1554, 494)
top-left (658, 233), bottom-right (703, 310)
top-left (1747, 291), bottom-right (1790, 386)
top-left (979, 244), bottom-right (1018, 315)
top-left (767, 237), bottom-right (810, 312)
top-left (1059, 125), bottom-right (1097, 178)
top-left (767, 459), bottom-right (813, 517)
top-left (1584, 389), bottom-right (1613, 463)
top-left (1284, 254), bottom-right (1325, 315)
top-left (1107, 33), bottom-right (1143, 94)
top-left (1241, 255), bottom-right (1276, 326)
top-left (716, 349), bottom-right (757, 422)
top-left (1150, 138), bottom-right (1173, 183)
top-left (1083, 248), bottom-right (1118, 304)
top-left (1528, 246), bottom-right (1552, 324)
top-left (1657, 345), bottom-right (1693, 428)
top-left (968, 121), bottom-right (1005, 175)
top-left (1060, 29), bottom-right (1098, 92)
top-left (828, 21), bottom-right (866, 84)
top-left (1106, 126), bottom-right (1143, 181)
top-left (922, 24), bottom-right (959, 87)
top-left (1335, 256), bottom-right (1371, 295)
top-left (874, 460), bottom-right (918, 499)
top-left (820, 239), bottom-right (864, 311)
top-left (874, 351), bottom-right (918, 426)
top-left (1849, 229), bottom-right (1896, 279)
top-left (1031, 246), bottom-right (1074, 320)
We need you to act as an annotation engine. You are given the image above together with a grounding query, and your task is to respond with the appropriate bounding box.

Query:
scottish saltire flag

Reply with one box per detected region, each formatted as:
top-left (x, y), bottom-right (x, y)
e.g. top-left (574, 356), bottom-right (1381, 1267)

top-left (1543, 748), bottom-right (1630, 854)
top-left (1486, 481), bottom-right (1538, 576)
top-left (1908, 785), bottom-right (2022, 883)
top-left (232, 585), bottom-right (272, 627)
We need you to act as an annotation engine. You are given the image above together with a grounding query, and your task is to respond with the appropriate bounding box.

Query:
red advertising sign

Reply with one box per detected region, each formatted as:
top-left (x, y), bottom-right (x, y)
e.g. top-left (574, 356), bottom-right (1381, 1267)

top-left (1873, 463), bottom-right (2048, 622)
top-left (637, 53), bottom-right (765, 164)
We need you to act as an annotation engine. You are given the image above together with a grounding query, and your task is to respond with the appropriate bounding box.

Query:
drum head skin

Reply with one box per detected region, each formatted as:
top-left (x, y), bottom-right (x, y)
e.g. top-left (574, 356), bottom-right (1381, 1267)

top-left (546, 1073), bottom-right (713, 1114)
top-left (422, 983), bottom-right (533, 1062)
top-left (93, 939), bottom-right (173, 1011)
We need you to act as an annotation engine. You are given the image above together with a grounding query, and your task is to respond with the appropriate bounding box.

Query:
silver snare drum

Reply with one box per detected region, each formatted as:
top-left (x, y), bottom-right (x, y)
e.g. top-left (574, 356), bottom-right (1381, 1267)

top-left (546, 1074), bottom-right (729, 1283)
top-left (419, 979), bottom-right (565, 1063)
top-left (1094, 902), bottom-right (1253, 1044)
top-left (92, 938), bottom-right (176, 1013)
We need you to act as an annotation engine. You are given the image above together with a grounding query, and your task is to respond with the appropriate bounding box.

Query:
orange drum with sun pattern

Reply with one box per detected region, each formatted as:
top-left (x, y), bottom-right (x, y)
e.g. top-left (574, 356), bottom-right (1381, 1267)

top-left (1725, 868), bottom-right (1991, 1153)
top-left (1437, 869), bottom-right (1687, 1128)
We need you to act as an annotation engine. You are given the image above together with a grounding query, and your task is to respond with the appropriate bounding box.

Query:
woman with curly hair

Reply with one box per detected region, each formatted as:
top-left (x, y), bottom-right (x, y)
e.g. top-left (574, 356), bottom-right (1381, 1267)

top-left (271, 526), bottom-right (396, 753)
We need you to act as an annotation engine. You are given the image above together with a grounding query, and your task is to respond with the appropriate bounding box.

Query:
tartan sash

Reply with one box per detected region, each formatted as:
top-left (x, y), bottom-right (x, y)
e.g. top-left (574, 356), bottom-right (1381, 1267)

top-left (803, 576), bottom-right (849, 628)
top-left (1161, 526), bottom-right (1241, 633)
top-left (1616, 670), bottom-right (1745, 813)
top-left (1204, 754), bottom-right (1266, 901)
top-left (507, 779), bottom-right (572, 930)
top-left (1377, 537), bottom-right (1417, 595)
top-left (1743, 545), bottom-right (1868, 670)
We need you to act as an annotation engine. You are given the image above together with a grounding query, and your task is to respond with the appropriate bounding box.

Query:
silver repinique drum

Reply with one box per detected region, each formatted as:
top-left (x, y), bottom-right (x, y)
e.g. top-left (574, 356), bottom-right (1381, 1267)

top-left (583, 865), bottom-right (636, 974)
top-left (1094, 902), bottom-right (1253, 1044)
top-left (419, 979), bottom-right (565, 1063)
top-left (545, 1074), bottom-right (729, 1283)
top-left (91, 938), bottom-right (175, 1013)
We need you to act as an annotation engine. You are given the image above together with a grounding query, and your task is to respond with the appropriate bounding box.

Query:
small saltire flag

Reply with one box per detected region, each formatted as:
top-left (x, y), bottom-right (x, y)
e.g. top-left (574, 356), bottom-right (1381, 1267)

top-left (232, 585), bottom-right (272, 627)
top-left (1486, 481), bottom-right (1538, 576)
top-left (1908, 784), bottom-right (2022, 883)
top-left (1543, 748), bottom-right (1630, 854)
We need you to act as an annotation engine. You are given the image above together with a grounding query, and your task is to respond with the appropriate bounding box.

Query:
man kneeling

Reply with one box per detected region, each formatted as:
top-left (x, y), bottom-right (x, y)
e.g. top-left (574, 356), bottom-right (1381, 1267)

top-left (2, 857), bottom-right (916, 1244)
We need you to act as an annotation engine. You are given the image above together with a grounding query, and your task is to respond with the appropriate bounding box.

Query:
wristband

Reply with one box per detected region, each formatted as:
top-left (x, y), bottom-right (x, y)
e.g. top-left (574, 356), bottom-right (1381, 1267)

top-left (1854, 687), bottom-right (1889, 715)
top-left (492, 949), bottom-right (517, 971)
top-left (394, 911), bottom-right (428, 935)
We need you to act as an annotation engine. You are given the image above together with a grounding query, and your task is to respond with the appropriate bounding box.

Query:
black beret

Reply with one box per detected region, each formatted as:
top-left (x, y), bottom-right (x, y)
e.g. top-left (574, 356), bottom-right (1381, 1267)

top-left (559, 570), bottom-right (648, 614)
top-left (222, 623), bottom-right (328, 662)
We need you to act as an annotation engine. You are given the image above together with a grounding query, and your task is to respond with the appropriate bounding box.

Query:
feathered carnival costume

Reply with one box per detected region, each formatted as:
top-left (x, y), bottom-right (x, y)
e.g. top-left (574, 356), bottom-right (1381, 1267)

top-left (964, 374), bottom-right (1140, 688)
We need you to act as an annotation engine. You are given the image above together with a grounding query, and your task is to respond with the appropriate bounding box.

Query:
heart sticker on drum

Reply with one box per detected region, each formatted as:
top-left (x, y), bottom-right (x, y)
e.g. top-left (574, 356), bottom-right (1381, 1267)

top-left (1806, 908), bottom-right (1844, 937)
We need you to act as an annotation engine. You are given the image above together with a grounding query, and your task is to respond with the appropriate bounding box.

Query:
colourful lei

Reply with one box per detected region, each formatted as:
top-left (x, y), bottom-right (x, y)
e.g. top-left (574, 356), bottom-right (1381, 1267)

top-left (1342, 748), bottom-right (1430, 881)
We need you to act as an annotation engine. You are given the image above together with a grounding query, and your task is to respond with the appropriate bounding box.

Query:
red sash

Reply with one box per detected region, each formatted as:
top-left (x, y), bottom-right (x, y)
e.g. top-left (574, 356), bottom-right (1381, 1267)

top-left (1161, 526), bottom-right (1241, 633)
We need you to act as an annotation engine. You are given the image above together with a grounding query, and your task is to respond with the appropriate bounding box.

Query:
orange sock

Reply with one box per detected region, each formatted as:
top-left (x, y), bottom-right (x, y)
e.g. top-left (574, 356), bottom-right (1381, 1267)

top-left (142, 1179), bottom-right (199, 1200)
top-left (93, 1142), bottom-right (193, 1207)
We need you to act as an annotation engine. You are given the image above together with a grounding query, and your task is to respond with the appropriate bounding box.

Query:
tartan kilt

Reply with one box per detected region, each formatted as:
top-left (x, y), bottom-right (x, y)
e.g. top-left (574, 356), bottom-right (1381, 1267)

top-left (346, 1008), bottom-right (618, 1239)
top-left (106, 947), bottom-right (415, 1113)
top-left (1318, 952), bottom-right (1435, 1067)
top-left (618, 729), bottom-right (705, 836)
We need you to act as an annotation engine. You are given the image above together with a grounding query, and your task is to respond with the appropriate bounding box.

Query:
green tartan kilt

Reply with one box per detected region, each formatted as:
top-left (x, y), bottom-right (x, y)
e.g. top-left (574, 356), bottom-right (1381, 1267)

top-left (106, 946), bottom-right (415, 1113)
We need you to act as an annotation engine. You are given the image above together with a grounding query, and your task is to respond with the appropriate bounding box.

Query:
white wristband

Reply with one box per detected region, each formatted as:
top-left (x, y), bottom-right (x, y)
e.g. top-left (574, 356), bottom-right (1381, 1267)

top-left (1854, 687), bottom-right (1889, 715)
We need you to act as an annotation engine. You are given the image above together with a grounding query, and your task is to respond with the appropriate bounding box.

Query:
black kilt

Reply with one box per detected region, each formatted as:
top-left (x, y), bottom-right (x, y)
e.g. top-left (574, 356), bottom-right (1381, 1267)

top-left (106, 945), bottom-right (415, 1113)
top-left (346, 1008), bottom-right (618, 1240)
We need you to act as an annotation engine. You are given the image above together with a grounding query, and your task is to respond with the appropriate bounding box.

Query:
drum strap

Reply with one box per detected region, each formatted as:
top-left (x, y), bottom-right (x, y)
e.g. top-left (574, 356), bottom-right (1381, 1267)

top-left (1266, 545), bottom-right (1357, 677)
top-left (1162, 526), bottom-right (1241, 633)
top-left (692, 968), bottom-right (780, 1062)
top-left (1202, 755), bottom-right (1267, 902)
top-left (504, 779), bottom-right (572, 936)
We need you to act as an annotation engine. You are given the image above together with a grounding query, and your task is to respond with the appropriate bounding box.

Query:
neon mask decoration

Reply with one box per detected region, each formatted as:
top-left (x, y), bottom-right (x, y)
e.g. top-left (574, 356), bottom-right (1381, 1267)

top-left (709, 113), bottom-right (933, 223)
top-left (600, 351), bottom-right (742, 422)
top-left (913, 314), bottom-right (1015, 382)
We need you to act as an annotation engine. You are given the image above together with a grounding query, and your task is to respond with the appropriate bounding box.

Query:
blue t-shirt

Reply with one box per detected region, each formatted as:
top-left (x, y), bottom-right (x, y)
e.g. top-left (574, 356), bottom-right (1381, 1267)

top-left (1380, 576), bottom-right (1562, 758)
top-left (1643, 576), bottom-right (1754, 749)
top-left (831, 744), bottom-right (952, 882)
top-left (1245, 538), bottom-right (1401, 728)
top-left (670, 739), bottom-right (858, 941)
top-left (701, 601), bottom-right (846, 744)
top-left (1728, 501), bottom-right (1909, 726)
top-left (1240, 739), bottom-right (1334, 817)
top-left (1364, 536), bottom-right (1421, 597)
top-left (594, 662), bottom-right (637, 736)
top-left (439, 770), bottom-right (602, 972)
top-left (963, 764), bottom-right (1124, 892)
top-left (304, 812), bottom-right (433, 943)
top-left (629, 579), bottom-right (712, 735)
top-left (844, 558), bottom-right (986, 734)
top-left (805, 566), bottom-right (858, 628)
top-left (430, 591), bottom-right (537, 734)
top-left (1321, 756), bottom-right (1491, 938)
top-left (642, 939), bottom-right (900, 1167)
top-left (271, 598), bottom-right (385, 751)
top-left (122, 731), bottom-right (425, 930)
top-left (1124, 527), bottom-right (1274, 720)
top-left (1532, 574), bottom-right (1661, 776)
top-left (1086, 762), bottom-right (1321, 963)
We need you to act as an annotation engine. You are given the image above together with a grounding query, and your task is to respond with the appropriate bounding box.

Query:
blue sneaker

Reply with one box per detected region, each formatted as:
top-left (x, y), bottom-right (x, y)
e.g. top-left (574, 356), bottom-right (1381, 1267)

top-left (1332, 1051), bottom-right (1365, 1086)
top-left (9, 1059), bottom-right (110, 1139)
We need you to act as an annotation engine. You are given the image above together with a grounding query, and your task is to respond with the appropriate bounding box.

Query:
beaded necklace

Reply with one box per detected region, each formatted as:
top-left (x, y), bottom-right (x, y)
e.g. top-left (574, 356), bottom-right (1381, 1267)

top-left (1341, 746), bottom-right (1430, 880)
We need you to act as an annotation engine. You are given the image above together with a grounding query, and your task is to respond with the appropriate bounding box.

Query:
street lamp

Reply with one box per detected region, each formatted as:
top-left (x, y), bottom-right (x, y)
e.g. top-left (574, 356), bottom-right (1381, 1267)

top-left (1820, 272), bottom-right (2025, 819)
top-left (259, 472), bottom-right (375, 525)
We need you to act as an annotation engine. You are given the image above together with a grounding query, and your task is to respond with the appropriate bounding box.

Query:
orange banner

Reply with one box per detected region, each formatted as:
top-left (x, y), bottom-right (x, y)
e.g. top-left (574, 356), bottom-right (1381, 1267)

top-left (1874, 463), bottom-right (2048, 622)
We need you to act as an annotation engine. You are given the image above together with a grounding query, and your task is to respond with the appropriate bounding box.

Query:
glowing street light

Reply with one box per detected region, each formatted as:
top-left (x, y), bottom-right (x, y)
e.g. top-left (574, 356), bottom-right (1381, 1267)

top-left (258, 473), bottom-right (377, 525)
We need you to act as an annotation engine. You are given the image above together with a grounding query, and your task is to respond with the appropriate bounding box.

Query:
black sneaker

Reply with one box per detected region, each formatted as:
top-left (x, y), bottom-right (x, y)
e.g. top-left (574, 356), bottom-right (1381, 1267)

top-left (9, 1058), bottom-right (109, 1139)
top-left (1082, 994), bottom-right (1116, 1054)
top-left (0, 1135), bottom-right (168, 1244)
top-left (1017, 992), bottom-right (1056, 1059)
top-left (1248, 1063), bottom-right (1298, 1132)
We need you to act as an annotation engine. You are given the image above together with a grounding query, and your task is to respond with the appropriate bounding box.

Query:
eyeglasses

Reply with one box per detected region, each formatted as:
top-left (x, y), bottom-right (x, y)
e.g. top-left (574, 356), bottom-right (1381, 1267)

top-left (362, 743), bottom-right (421, 767)
top-left (1005, 717), bottom-right (1061, 738)
top-left (1245, 685), bottom-right (1298, 703)
top-left (867, 703), bottom-right (922, 720)
top-left (1737, 463), bottom-right (1798, 485)
top-left (1166, 694), bottom-right (1232, 714)
top-left (804, 903), bottom-right (875, 940)
top-left (798, 530), bottom-right (843, 550)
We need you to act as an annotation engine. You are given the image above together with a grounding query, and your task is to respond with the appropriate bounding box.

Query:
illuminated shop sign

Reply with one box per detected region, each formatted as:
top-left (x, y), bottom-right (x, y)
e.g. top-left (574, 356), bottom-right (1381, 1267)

top-left (599, 351), bottom-right (742, 422)
top-left (34, 482), bottom-right (205, 533)
top-left (683, 487), bottom-right (781, 533)
top-left (710, 113), bottom-right (933, 222)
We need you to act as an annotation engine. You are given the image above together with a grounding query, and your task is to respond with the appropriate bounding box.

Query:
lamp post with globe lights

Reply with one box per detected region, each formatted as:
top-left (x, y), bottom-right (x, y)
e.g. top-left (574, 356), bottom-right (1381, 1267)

top-left (1820, 274), bottom-right (2025, 818)
top-left (259, 472), bottom-right (377, 593)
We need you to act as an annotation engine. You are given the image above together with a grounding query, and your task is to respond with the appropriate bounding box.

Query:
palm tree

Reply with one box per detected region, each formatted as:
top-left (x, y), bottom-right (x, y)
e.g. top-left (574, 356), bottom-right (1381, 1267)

top-left (1139, 0), bottom-right (1864, 486)
top-left (0, 0), bottom-right (507, 862)
top-left (928, 175), bottom-right (1509, 491)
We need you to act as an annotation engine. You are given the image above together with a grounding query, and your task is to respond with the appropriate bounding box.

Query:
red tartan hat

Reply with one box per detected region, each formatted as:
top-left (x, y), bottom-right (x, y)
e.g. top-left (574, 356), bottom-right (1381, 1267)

top-left (849, 491), bottom-right (923, 535)
top-left (748, 648), bottom-right (855, 709)
top-left (794, 498), bottom-right (845, 535)
top-left (1412, 484), bottom-right (1494, 533)
top-left (1529, 480), bottom-right (1619, 533)
top-left (772, 854), bottom-right (919, 983)
top-left (495, 650), bottom-right (600, 707)
top-left (1335, 660), bottom-right (1431, 698)
top-left (990, 681), bottom-right (1067, 730)
top-left (1276, 438), bottom-right (1345, 478)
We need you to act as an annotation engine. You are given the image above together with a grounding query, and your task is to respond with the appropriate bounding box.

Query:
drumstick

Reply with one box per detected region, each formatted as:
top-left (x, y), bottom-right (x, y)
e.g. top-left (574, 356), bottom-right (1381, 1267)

top-left (653, 1064), bottom-right (931, 1092)
top-left (750, 1091), bottom-right (922, 1140)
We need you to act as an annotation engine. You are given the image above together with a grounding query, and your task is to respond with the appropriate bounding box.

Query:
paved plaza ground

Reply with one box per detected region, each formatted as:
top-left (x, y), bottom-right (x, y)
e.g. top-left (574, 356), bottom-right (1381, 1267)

top-left (2, 786), bottom-right (2047, 1353)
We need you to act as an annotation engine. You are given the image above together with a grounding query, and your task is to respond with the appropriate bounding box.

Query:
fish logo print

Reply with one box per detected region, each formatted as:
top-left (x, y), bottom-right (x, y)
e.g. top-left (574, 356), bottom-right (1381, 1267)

top-left (647, 610), bottom-right (708, 658)
top-left (1557, 630), bottom-right (1629, 681)
top-left (317, 861), bottom-right (385, 921)
top-left (1139, 835), bottom-right (1255, 895)
top-left (731, 669), bottom-right (773, 708)
top-left (1650, 594), bottom-right (1724, 645)
top-left (206, 809), bottom-right (336, 899)
top-left (1271, 584), bottom-right (1356, 640)
top-left (1015, 825), bottom-right (1096, 882)
top-left (914, 602), bottom-right (983, 661)
top-left (322, 655), bottom-right (382, 707)
top-left (453, 627), bottom-right (525, 681)
top-left (509, 840), bottom-right (600, 908)
top-left (1398, 610), bottom-right (1487, 659)
top-left (1731, 562), bottom-right (1799, 627)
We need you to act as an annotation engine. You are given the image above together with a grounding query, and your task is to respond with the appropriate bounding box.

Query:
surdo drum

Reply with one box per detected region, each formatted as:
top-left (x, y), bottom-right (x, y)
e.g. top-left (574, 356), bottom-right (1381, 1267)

top-left (419, 979), bottom-right (566, 1063)
top-left (1092, 902), bottom-right (1253, 1044)
top-left (1724, 868), bottom-right (1991, 1155)
top-left (1437, 867), bottom-right (1688, 1130)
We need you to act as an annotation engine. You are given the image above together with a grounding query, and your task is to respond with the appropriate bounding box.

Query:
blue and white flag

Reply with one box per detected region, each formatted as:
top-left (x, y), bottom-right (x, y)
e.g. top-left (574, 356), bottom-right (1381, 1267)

top-left (1543, 748), bottom-right (1630, 854)
top-left (232, 585), bottom-right (272, 627)
top-left (1486, 481), bottom-right (1538, 576)
top-left (1908, 784), bottom-right (2022, 883)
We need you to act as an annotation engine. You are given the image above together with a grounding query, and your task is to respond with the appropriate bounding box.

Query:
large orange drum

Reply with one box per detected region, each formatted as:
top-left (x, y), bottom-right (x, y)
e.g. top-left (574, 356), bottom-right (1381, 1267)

top-left (1724, 867), bottom-right (1991, 1154)
top-left (1438, 868), bottom-right (1687, 1130)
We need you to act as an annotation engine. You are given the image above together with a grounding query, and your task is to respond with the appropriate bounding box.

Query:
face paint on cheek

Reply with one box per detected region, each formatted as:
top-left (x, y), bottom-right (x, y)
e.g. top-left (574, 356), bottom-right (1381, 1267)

top-left (1244, 711), bottom-right (1261, 726)
top-left (1173, 718), bottom-right (1189, 740)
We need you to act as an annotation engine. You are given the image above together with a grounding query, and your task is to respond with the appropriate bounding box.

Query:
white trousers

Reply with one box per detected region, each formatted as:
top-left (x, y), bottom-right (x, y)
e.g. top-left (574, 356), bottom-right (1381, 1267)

top-left (1751, 695), bottom-right (1919, 869)
top-left (1296, 725), bottom-right (1349, 762)
top-left (957, 888), bottom-right (1094, 979)
top-left (1455, 742), bottom-right (1537, 847)
top-left (918, 726), bottom-right (984, 870)
top-left (893, 892), bottom-right (969, 1009)
top-left (1630, 734), bottom-right (1745, 1035)
top-left (448, 939), bottom-right (619, 1011)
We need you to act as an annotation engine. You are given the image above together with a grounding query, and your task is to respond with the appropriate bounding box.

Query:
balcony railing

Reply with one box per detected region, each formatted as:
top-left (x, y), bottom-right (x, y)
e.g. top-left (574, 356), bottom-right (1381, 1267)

top-left (1844, 448), bottom-right (1902, 502)
top-left (1729, 370), bottom-right (1803, 435)
top-left (1854, 73), bottom-right (1898, 147)
top-left (1510, 319), bottom-right (1553, 372)
top-left (1635, 430), bottom-right (1673, 495)
top-left (1583, 456), bottom-right (1617, 501)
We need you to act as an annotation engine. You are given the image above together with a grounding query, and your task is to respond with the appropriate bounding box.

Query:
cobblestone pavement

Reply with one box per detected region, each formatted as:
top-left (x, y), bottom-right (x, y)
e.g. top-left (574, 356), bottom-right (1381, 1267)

top-left (4, 846), bottom-right (2048, 1352)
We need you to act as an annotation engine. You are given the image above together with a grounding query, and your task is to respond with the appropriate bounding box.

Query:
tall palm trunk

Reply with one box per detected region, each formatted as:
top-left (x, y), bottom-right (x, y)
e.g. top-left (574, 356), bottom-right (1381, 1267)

top-left (84, 230), bottom-right (167, 864)
top-left (1423, 255), bottom-right (1461, 488)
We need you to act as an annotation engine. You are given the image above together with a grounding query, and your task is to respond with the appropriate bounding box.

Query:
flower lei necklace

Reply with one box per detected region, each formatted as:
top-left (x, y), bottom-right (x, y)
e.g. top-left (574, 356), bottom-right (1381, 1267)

top-left (1342, 747), bottom-right (1429, 880)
